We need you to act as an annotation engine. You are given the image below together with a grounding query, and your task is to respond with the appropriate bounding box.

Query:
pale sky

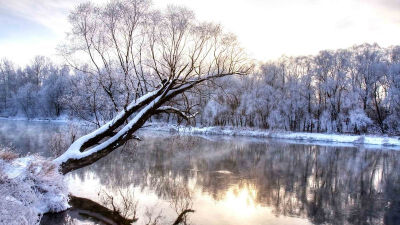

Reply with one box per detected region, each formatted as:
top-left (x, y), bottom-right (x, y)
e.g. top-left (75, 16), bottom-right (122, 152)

top-left (0, 0), bottom-right (399, 66)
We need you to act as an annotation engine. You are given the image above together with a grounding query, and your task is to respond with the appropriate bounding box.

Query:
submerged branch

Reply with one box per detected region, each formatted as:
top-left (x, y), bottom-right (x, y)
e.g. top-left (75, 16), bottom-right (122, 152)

top-left (69, 195), bottom-right (137, 225)
top-left (172, 209), bottom-right (195, 225)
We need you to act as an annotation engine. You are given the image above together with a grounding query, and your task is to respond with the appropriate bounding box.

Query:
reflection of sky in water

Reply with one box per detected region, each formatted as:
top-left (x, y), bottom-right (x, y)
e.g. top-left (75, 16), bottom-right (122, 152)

top-left (2, 120), bottom-right (400, 225)
top-left (67, 171), bottom-right (311, 225)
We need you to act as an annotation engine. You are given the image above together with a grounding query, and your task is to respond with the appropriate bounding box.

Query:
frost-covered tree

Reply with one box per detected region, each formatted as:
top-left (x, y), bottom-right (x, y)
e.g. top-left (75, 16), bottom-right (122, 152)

top-left (38, 66), bottom-right (70, 117)
top-left (54, 0), bottom-right (251, 174)
top-left (15, 83), bottom-right (38, 118)
top-left (351, 44), bottom-right (388, 132)
top-left (0, 59), bottom-right (18, 115)
top-left (313, 50), bottom-right (351, 132)
top-left (1, 29), bottom-right (400, 134)
top-left (385, 46), bottom-right (400, 133)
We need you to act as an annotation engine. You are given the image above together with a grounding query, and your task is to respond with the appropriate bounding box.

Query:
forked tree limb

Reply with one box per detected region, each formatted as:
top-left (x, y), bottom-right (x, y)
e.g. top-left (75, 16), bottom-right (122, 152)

top-left (155, 106), bottom-right (198, 121)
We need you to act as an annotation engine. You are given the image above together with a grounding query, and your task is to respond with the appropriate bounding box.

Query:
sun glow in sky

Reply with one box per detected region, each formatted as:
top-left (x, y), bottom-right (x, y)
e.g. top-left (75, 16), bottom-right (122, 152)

top-left (0, 0), bottom-right (399, 65)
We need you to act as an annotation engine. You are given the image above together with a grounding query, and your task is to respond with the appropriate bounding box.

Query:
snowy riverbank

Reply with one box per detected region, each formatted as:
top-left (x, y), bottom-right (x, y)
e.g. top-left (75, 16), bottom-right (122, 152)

top-left (0, 151), bottom-right (69, 225)
top-left (2, 117), bottom-right (400, 149)
top-left (144, 123), bottom-right (400, 149)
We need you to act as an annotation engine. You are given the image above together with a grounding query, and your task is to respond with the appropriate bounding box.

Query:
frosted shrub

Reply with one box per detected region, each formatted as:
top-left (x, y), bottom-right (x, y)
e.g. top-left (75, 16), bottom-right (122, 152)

top-left (203, 100), bottom-right (229, 126)
top-left (349, 109), bottom-right (372, 133)
top-left (0, 149), bottom-right (18, 161)
top-left (0, 172), bottom-right (39, 225)
top-left (384, 114), bottom-right (400, 134)
top-left (0, 150), bottom-right (69, 225)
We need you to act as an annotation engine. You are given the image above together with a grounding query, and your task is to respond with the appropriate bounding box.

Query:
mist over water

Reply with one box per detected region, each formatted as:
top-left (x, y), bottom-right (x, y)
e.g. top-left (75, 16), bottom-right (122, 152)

top-left (0, 119), bottom-right (66, 156)
top-left (1, 120), bottom-right (400, 225)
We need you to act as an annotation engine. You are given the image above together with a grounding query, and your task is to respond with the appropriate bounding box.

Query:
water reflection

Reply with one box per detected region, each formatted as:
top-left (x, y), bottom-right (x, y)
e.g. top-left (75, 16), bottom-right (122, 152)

top-left (63, 134), bottom-right (400, 225)
top-left (1, 121), bottom-right (400, 225)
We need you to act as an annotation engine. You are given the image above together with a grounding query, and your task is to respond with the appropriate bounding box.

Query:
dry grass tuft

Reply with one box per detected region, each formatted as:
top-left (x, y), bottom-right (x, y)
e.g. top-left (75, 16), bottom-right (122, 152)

top-left (0, 149), bottom-right (19, 161)
top-left (27, 156), bottom-right (58, 177)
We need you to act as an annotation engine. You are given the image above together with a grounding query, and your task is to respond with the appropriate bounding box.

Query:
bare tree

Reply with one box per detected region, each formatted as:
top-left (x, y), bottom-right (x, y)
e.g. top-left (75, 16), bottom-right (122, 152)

top-left (0, 59), bottom-right (15, 111)
top-left (54, 0), bottom-right (251, 174)
top-left (29, 55), bottom-right (50, 88)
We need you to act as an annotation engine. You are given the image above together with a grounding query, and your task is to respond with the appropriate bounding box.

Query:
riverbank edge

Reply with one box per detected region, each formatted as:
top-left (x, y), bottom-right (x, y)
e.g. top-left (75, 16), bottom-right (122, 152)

top-left (2, 117), bottom-right (400, 149)
top-left (143, 123), bottom-right (400, 149)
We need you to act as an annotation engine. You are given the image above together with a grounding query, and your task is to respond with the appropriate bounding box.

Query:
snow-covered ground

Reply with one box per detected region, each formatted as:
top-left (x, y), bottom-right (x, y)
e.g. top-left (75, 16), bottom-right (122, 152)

top-left (144, 123), bottom-right (400, 150)
top-left (0, 150), bottom-right (69, 225)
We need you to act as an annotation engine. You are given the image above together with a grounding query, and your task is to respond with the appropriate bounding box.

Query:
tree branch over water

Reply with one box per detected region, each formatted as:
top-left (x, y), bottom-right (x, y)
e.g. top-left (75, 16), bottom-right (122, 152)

top-left (54, 0), bottom-right (251, 174)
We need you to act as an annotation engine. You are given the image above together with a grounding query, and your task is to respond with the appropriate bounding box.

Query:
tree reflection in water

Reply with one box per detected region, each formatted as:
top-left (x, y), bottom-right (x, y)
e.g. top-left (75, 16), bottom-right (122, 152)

top-left (45, 133), bottom-right (400, 225)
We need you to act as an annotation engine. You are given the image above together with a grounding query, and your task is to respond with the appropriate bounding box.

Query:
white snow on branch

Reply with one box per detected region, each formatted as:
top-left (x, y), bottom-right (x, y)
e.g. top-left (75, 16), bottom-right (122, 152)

top-left (53, 88), bottom-right (162, 165)
top-left (53, 90), bottom-right (166, 165)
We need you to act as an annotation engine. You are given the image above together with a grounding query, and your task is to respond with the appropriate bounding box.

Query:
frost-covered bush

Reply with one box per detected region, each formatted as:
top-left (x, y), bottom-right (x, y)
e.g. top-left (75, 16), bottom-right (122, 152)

top-left (349, 109), bottom-right (372, 133)
top-left (0, 150), bottom-right (69, 225)
top-left (203, 99), bottom-right (229, 126)
top-left (384, 114), bottom-right (400, 134)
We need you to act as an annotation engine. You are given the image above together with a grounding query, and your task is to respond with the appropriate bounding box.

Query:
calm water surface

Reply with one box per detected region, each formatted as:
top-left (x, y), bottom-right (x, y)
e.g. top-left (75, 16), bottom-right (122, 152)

top-left (1, 120), bottom-right (400, 225)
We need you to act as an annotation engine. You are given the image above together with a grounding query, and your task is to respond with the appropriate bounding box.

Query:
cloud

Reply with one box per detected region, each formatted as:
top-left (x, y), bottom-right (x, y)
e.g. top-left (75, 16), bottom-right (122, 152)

top-left (0, 10), bottom-right (54, 41)
top-left (0, 0), bottom-right (82, 65)
top-left (0, 0), bottom-right (77, 36)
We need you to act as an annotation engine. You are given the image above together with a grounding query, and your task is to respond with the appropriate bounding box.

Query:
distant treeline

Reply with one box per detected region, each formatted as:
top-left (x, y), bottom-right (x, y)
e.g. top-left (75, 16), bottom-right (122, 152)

top-left (1, 43), bottom-right (400, 134)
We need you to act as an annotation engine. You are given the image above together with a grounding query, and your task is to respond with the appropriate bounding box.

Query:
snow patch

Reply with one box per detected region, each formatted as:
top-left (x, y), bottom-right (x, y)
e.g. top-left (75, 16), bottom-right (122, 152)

top-left (0, 151), bottom-right (69, 225)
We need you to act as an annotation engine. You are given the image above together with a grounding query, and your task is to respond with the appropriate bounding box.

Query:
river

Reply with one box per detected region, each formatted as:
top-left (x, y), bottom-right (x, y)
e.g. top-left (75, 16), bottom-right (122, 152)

top-left (1, 120), bottom-right (399, 225)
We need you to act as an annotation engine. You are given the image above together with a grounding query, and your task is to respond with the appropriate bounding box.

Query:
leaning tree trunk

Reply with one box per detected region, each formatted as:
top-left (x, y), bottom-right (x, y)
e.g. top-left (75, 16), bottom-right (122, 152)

top-left (53, 77), bottom-right (217, 174)
top-left (53, 82), bottom-right (170, 174)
